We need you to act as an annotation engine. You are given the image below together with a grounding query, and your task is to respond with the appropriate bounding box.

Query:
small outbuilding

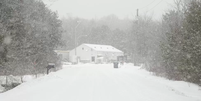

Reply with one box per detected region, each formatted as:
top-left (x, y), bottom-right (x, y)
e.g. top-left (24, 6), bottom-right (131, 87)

top-left (54, 50), bottom-right (70, 62)
top-left (69, 43), bottom-right (124, 63)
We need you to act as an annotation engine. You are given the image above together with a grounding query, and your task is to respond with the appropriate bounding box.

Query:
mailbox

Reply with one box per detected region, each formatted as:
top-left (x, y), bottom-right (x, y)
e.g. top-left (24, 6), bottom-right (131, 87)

top-left (46, 63), bottom-right (55, 74)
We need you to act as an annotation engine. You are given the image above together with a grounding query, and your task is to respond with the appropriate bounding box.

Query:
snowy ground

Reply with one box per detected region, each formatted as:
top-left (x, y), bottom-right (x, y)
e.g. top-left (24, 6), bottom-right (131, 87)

top-left (0, 74), bottom-right (45, 93)
top-left (0, 64), bottom-right (200, 101)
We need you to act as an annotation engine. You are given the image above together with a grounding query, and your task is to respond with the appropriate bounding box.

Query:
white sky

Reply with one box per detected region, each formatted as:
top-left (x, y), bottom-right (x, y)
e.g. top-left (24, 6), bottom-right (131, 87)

top-left (43, 0), bottom-right (175, 20)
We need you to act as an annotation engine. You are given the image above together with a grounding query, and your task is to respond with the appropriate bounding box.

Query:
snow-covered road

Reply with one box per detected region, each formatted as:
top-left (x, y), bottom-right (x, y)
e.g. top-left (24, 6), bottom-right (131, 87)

top-left (0, 64), bottom-right (201, 101)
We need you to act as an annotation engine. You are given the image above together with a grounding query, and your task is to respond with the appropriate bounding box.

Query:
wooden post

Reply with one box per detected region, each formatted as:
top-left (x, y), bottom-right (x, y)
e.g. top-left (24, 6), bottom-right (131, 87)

top-left (6, 76), bottom-right (8, 85)
top-left (47, 68), bottom-right (50, 74)
top-left (21, 76), bottom-right (23, 83)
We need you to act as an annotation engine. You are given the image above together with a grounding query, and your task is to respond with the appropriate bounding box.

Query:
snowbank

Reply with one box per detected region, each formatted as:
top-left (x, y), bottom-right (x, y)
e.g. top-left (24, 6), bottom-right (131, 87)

top-left (0, 64), bottom-right (200, 101)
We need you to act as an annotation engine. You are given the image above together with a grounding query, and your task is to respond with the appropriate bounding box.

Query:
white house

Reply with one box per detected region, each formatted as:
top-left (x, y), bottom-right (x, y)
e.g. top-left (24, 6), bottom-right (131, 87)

top-left (69, 44), bottom-right (124, 63)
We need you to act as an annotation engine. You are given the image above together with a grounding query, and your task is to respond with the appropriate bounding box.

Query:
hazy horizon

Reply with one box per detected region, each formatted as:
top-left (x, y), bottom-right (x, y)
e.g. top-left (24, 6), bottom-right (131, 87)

top-left (43, 0), bottom-right (175, 20)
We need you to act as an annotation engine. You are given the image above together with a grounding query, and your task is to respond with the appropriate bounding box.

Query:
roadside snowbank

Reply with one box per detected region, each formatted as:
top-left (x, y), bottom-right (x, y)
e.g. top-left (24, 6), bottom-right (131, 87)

top-left (0, 64), bottom-right (200, 101)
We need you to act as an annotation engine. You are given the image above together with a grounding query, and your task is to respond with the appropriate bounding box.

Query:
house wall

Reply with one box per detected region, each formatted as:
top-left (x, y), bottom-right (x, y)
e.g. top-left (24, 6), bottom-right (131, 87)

top-left (69, 44), bottom-right (95, 63)
top-left (91, 49), bottom-right (97, 63)
top-left (76, 44), bottom-right (92, 62)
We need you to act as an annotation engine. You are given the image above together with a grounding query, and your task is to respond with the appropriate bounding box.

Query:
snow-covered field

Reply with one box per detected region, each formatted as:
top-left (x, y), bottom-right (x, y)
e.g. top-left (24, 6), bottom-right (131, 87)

top-left (0, 64), bottom-right (200, 101)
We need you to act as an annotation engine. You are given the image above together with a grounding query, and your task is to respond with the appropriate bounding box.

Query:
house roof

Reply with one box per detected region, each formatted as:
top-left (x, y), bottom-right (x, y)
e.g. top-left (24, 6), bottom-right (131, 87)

top-left (54, 50), bottom-right (70, 53)
top-left (83, 44), bottom-right (123, 53)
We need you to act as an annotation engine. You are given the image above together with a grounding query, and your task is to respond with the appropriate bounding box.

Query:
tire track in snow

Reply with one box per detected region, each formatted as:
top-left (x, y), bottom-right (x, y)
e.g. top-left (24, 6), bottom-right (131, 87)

top-left (99, 66), bottom-right (199, 101)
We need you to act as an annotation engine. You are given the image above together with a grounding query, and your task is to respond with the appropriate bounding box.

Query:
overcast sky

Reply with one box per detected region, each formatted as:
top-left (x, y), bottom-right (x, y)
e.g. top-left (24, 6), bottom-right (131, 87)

top-left (43, 0), bottom-right (175, 20)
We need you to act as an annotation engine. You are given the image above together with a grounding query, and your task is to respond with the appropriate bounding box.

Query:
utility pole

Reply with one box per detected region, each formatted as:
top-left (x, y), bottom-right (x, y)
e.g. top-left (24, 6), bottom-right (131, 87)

top-left (134, 9), bottom-right (139, 66)
top-left (74, 21), bottom-right (81, 64)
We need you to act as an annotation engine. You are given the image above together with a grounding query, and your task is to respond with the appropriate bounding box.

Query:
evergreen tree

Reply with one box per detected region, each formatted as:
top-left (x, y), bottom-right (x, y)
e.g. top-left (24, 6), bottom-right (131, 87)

top-left (0, 0), bottom-right (62, 75)
top-left (161, 10), bottom-right (184, 79)
top-left (181, 0), bottom-right (201, 83)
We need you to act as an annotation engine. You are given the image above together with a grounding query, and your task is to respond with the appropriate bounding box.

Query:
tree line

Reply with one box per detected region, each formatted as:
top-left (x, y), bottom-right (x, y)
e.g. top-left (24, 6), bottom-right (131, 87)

top-left (132, 0), bottom-right (201, 84)
top-left (159, 0), bottom-right (201, 84)
top-left (61, 15), bottom-right (132, 57)
top-left (0, 0), bottom-right (62, 75)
